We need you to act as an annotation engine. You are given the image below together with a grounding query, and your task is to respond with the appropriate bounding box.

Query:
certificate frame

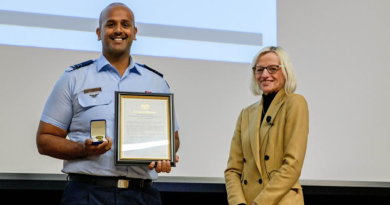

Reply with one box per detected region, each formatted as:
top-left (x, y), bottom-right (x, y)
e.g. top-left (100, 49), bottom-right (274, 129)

top-left (115, 92), bottom-right (175, 166)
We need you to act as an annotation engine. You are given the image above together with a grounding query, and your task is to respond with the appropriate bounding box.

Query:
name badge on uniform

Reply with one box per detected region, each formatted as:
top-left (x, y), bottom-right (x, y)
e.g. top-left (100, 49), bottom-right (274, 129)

top-left (84, 87), bottom-right (102, 98)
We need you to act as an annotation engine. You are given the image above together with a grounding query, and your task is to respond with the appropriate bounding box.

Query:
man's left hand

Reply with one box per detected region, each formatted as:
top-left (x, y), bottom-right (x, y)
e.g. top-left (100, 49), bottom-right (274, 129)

top-left (148, 155), bottom-right (179, 173)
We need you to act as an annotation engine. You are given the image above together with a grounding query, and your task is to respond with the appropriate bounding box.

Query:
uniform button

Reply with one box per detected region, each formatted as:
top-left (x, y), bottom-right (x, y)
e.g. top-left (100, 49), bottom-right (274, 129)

top-left (243, 158), bottom-right (246, 163)
top-left (244, 180), bottom-right (247, 185)
top-left (259, 179), bottom-right (263, 184)
top-left (265, 155), bottom-right (270, 161)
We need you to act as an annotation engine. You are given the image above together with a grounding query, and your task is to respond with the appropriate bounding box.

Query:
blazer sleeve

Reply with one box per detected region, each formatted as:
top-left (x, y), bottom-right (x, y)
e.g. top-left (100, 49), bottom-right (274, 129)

top-left (224, 109), bottom-right (247, 205)
top-left (254, 94), bottom-right (309, 205)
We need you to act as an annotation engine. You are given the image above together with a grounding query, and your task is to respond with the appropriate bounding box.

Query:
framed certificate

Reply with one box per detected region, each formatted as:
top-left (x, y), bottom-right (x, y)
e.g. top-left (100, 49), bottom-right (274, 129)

top-left (115, 92), bottom-right (175, 166)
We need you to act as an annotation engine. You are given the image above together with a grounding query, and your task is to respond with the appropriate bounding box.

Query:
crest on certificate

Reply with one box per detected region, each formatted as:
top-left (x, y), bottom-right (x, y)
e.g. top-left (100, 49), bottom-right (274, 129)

top-left (141, 103), bottom-right (150, 110)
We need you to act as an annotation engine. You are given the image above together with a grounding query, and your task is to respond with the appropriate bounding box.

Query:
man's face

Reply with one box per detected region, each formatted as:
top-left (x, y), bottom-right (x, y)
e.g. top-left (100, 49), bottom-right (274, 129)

top-left (96, 5), bottom-right (137, 57)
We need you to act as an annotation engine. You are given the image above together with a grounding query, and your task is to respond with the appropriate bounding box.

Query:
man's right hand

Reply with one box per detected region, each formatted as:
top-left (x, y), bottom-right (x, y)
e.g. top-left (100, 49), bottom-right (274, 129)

top-left (84, 137), bottom-right (112, 156)
top-left (37, 121), bottom-right (112, 160)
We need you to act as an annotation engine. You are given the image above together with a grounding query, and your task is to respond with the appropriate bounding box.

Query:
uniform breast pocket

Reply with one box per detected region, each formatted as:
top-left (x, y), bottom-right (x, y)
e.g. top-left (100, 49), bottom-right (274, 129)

top-left (69, 90), bottom-right (113, 133)
top-left (78, 91), bottom-right (112, 108)
top-left (76, 90), bottom-right (113, 122)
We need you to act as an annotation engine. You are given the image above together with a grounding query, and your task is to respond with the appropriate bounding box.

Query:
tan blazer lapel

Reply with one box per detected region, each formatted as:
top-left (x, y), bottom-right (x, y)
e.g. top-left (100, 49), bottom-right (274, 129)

top-left (249, 100), bottom-right (263, 175)
top-left (259, 89), bottom-right (287, 147)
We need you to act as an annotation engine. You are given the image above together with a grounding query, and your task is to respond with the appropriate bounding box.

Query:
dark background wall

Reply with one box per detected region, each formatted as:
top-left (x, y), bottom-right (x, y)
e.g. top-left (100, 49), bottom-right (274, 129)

top-left (1, 174), bottom-right (389, 205)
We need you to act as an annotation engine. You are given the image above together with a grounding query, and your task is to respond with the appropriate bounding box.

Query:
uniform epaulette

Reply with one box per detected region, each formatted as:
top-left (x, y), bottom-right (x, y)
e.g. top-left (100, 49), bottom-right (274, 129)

top-left (67, 60), bottom-right (94, 72)
top-left (136, 63), bottom-right (163, 78)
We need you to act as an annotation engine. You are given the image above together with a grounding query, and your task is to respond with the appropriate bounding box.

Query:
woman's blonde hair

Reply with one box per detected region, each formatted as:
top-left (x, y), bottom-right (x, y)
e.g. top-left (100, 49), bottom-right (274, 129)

top-left (250, 46), bottom-right (297, 96)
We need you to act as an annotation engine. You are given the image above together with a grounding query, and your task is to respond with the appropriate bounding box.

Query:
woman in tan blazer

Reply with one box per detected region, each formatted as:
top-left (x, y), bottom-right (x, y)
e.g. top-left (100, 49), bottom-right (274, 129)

top-left (225, 46), bottom-right (309, 205)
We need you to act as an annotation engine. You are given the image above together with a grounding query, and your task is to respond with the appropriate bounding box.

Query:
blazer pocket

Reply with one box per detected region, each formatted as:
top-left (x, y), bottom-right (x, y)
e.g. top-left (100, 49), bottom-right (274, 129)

top-left (291, 183), bottom-right (302, 189)
top-left (291, 183), bottom-right (302, 193)
top-left (290, 188), bottom-right (299, 194)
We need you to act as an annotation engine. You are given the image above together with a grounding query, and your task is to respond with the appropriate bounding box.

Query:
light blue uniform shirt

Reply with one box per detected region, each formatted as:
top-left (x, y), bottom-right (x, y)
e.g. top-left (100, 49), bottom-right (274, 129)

top-left (41, 55), bottom-right (179, 180)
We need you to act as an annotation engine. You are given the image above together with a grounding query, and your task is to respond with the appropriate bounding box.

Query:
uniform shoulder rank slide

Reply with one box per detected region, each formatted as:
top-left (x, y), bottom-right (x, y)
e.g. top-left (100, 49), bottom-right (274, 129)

top-left (136, 63), bottom-right (163, 78)
top-left (67, 60), bottom-right (94, 72)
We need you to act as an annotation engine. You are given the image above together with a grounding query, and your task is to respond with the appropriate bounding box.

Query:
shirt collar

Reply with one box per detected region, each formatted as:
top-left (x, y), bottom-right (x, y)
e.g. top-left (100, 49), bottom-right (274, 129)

top-left (96, 55), bottom-right (141, 76)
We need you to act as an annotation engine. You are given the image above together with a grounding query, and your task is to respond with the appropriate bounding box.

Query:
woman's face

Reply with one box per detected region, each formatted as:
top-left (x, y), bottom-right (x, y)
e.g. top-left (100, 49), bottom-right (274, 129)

top-left (255, 52), bottom-right (286, 95)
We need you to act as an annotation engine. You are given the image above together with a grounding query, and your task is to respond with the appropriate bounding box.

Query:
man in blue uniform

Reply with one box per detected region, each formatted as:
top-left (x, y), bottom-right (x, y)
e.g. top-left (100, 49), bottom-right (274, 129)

top-left (36, 3), bottom-right (180, 205)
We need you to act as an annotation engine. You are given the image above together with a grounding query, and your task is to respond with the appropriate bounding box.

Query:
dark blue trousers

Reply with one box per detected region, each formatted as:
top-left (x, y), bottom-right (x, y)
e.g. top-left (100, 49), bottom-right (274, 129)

top-left (60, 181), bottom-right (162, 205)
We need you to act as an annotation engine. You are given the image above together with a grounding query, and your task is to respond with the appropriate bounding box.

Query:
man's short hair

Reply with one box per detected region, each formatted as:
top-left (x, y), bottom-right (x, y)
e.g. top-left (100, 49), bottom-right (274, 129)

top-left (99, 2), bottom-right (135, 28)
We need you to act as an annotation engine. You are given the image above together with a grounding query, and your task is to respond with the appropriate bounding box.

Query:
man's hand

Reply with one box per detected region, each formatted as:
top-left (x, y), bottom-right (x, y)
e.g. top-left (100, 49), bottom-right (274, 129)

top-left (148, 155), bottom-right (179, 173)
top-left (37, 121), bottom-right (112, 160)
top-left (251, 202), bottom-right (258, 205)
top-left (84, 137), bottom-right (112, 156)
